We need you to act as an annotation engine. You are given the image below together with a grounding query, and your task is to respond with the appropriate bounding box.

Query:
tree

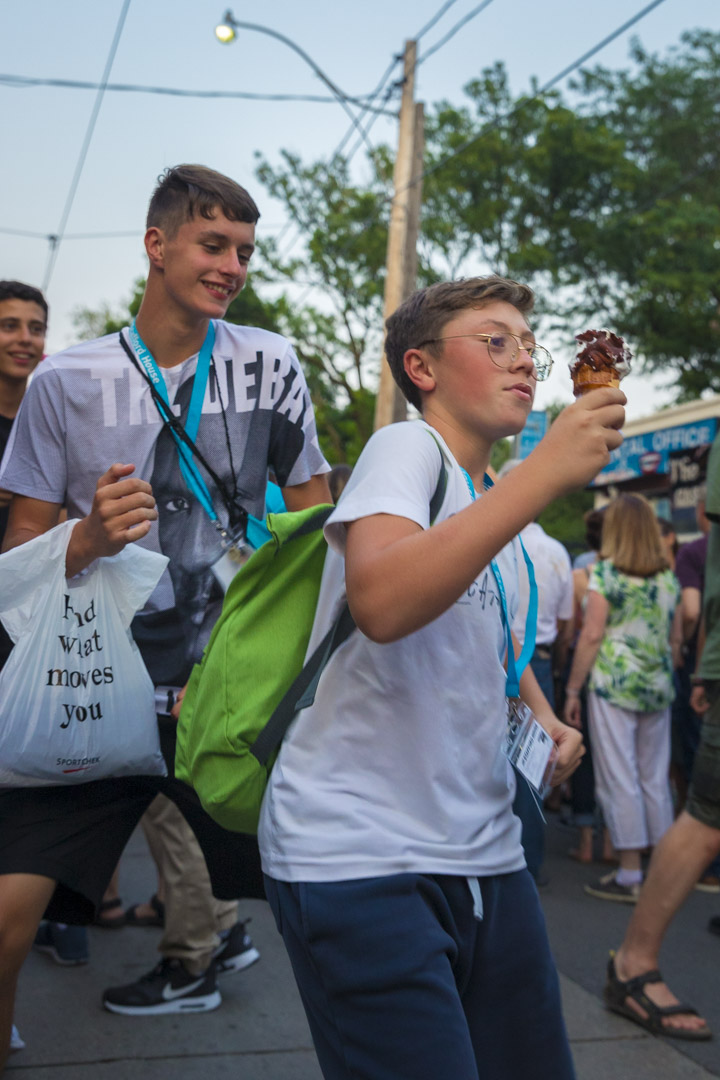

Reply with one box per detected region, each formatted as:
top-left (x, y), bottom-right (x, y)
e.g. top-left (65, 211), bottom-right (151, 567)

top-left (75, 31), bottom-right (720, 463)
top-left (424, 34), bottom-right (720, 397)
top-left (571, 31), bottom-right (720, 399)
top-left (253, 150), bottom-right (391, 461)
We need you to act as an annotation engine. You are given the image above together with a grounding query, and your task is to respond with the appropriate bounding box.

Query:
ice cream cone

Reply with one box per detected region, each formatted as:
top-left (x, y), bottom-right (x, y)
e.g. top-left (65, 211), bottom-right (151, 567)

top-left (570, 331), bottom-right (631, 397)
top-left (572, 365), bottom-right (622, 396)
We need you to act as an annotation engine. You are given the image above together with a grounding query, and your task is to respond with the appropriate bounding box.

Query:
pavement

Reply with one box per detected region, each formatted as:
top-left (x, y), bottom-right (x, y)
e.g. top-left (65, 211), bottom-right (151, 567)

top-left (8, 817), bottom-right (720, 1079)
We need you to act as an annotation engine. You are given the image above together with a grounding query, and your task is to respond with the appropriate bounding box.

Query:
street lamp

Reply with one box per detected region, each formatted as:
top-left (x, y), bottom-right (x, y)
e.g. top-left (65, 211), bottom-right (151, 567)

top-left (214, 10), bottom-right (422, 430)
top-left (214, 10), bottom-right (365, 140)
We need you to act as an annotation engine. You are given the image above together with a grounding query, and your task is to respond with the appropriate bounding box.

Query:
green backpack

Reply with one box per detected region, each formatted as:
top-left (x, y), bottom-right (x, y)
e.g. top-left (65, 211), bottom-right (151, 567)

top-left (175, 452), bottom-right (448, 835)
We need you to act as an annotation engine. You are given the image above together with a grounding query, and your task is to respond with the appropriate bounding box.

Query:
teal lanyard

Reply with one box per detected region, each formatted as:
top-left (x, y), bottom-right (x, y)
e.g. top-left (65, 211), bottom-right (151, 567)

top-left (461, 469), bottom-right (538, 697)
top-left (128, 320), bottom-right (219, 524)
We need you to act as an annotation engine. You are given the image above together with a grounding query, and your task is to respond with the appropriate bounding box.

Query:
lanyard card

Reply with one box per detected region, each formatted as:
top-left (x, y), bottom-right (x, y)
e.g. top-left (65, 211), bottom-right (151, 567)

top-left (503, 699), bottom-right (557, 796)
top-left (210, 530), bottom-right (253, 593)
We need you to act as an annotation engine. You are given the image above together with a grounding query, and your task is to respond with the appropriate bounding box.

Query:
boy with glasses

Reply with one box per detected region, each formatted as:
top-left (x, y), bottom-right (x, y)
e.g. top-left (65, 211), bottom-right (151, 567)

top-left (259, 276), bottom-right (625, 1079)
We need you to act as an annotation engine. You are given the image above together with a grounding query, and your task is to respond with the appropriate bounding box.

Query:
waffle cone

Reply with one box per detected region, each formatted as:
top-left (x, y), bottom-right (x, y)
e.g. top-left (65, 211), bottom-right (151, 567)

top-left (572, 365), bottom-right (621, 396)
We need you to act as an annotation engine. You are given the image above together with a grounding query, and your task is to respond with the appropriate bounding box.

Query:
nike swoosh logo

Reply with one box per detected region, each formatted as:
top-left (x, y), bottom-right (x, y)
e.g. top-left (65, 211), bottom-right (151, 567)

top-left (161, 978), bottom-right (205, 1001)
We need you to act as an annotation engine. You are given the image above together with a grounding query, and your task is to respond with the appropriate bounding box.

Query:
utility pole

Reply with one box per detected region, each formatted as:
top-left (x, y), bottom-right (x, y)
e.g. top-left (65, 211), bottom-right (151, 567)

top-left (373, 40), bottom-right (424, 430)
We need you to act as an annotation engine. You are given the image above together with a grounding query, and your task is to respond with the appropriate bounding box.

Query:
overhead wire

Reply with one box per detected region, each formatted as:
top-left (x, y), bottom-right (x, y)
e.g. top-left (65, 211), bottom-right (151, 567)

top-left (6, 0), bottom-right (672, 302)
top-left (41, 0), bottom-right (133, 291)
top-left (413, 0), bottom-right (669, 187)
top-left (417, 0), bottom-right (496, 67)
top-left (0, 73), bottom-right (395, 113)
top-left (281, 0), bottom-right (673, 306)
top-left (270, 55), bottom-right (404, 261)
top-left (266, 0), bottom-right (478, 262)
top-left (268, 0), bottom-right (475, 267)
top-left (413, 0), bottom-right (462, 42)
top-left (276, 0), bottom-right (502, 292)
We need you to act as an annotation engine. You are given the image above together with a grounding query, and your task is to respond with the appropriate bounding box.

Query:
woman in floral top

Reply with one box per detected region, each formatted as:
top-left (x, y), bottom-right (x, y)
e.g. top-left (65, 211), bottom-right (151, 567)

top-left (565, 494), bottom-right (682, 902)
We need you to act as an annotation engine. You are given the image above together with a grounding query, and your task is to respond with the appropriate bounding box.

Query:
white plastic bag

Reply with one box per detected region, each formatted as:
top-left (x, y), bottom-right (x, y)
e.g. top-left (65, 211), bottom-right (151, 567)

top-left (0, 520), bottom-right (169, 786)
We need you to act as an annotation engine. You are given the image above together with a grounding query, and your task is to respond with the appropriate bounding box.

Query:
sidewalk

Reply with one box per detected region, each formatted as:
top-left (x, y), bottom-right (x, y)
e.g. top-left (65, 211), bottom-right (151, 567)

top-left (8, 827), bottom-right (718, 1078)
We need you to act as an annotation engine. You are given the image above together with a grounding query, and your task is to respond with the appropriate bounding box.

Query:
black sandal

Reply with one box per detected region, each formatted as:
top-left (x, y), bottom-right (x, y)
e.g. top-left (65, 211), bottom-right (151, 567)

top-left (124, 893), bottom-right (165, 928)
top-left (94, 897), bottom-right (126, 930)
top-left (604, 953), bottom-right (712, 1041)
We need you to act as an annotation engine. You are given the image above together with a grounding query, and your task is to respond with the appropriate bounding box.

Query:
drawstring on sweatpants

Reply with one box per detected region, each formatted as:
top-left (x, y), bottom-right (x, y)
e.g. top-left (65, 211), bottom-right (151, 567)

top-left (467, 877), bottom-right (483, 921)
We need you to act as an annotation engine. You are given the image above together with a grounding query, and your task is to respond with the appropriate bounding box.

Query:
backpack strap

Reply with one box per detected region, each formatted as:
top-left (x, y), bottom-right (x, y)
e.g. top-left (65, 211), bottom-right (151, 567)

top-left (425, 429), bottom-right (448, 524)
top-left (250, 602), bottom-right (356, 765)
top-left (250, 437), bottom-right (449, 766)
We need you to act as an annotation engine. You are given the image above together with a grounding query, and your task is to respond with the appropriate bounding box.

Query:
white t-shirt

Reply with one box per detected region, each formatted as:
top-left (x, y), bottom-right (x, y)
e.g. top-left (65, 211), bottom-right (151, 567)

top-left (259, 420), bottom-right (525, 882)
top-left (514, 522), bottom-right (573, 647)
top-left (0, 321), bottom-right (328, 682)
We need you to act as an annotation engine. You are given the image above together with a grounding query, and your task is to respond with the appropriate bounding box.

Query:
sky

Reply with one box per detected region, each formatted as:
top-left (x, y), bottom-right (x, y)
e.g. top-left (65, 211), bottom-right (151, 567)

top-left (1, 0), bottom-right (719, 421)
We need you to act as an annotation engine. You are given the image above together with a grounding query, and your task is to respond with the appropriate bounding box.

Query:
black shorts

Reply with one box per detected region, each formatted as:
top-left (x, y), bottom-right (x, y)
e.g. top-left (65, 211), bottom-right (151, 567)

top-left (0, 721), bottom-right (264, 924)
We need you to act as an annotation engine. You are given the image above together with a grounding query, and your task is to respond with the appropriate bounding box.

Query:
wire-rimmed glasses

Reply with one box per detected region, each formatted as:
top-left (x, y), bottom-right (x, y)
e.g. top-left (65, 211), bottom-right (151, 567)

top-left (416, 332), bottom-right (553, 382)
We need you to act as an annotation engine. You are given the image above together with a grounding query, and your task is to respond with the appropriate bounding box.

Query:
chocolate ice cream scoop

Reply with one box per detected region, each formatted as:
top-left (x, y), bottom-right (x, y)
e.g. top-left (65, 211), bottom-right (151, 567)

top-left (570, 329), bottom-right (631, 396)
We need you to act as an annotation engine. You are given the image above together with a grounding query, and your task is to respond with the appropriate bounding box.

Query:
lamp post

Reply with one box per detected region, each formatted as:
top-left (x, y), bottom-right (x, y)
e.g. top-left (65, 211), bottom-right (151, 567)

top-left (374, 40), bottom-right (423, 430)
top-left (214, 14), bottom-right (424, 431)
top-left (214, 10), bottom-right (366, 141)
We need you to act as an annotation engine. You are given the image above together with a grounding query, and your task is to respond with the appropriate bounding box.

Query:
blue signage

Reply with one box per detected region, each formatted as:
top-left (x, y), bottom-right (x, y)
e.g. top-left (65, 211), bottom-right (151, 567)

top-left (592, 417), bottom-right (717, 486)
top-left (517, 411), bottom-right (549, 459)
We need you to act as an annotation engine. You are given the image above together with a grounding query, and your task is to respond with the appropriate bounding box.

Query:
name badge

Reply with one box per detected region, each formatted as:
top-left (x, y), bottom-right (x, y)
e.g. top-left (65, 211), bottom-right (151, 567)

top-left (210, 533), bottom-right (252, 593)
top-left (503, 699), bottom-right (556, 795)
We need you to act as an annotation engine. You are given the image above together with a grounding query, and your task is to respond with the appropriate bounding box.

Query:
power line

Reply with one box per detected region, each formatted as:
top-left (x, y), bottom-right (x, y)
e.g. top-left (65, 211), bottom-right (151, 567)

top-left (278, 0), bottom-right (673, 304)
top-left (0, 226), bottom-right (50, 239)
top-left (413, 0), bottom-right (462, 41)
top-left (41, 0), bottom-right (132, 291)
top-left (0, 73), bottom-right (395, 114)
top-left (417, 0), bottom-right (496, 67)
top-left (412, 0), bottom-right (669, 187)
top-left (271, 56), bottom-right (403, 261)
top-left (273, 1), bottom-right (500, 266)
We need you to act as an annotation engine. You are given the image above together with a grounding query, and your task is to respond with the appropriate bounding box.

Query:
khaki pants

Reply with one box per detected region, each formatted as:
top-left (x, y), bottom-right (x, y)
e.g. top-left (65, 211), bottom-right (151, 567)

top-left (141, 794), bottom-right (238, 975)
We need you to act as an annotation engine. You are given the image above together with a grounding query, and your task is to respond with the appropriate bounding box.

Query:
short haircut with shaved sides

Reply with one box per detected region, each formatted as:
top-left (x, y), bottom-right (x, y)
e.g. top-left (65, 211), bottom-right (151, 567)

top-left (384, 276), bottom-right (535, 412)
top-left (147, 164), bottom-right (260, 239)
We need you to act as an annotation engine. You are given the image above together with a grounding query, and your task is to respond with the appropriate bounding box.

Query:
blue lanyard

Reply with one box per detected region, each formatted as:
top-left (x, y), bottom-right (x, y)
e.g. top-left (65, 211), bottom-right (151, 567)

top-left (128, 320), bottom-right (219, 525)
top-left (461, 469), bottom-right (538, 697)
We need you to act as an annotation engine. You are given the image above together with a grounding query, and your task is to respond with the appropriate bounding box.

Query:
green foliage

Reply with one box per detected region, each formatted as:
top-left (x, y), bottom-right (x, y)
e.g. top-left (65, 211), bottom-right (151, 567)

top-left (420, 33), bottom-right (720, 393)
top-left (538, 488), bottom-right (595, 557)
top-left (568, 31), bottom-right (720, 398)
top-left (74, 30), bottom-right (720, 462)
top-left (73, 278), bottom-right (145, 339)
top-left (252, 149), bottom-right (394, 461)
top-left (490, 438), bottom-right (513, 474)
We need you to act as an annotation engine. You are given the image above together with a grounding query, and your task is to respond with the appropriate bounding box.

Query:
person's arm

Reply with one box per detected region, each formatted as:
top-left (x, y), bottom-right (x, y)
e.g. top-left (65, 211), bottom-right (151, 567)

top-left (2, 494), bottom-right (62, 552)
top-left (517, 641), bottom-right (584, 785)
top-left (690, 618), bottom-right (710, 713)
top-left (281, 473), bottom-right (332, 511)
top-left (554, 617), bottom-right (573, 679)
top-left (670, 603), bottom-right (684, 670)
top-left (3, 463), bottom-right (157, 576)
top-left (345, 389), bottom-right (624, 643)
top-left (681, 586), bottom-right (702, 644)
top-left (563, 589), bottom-right (609, 727)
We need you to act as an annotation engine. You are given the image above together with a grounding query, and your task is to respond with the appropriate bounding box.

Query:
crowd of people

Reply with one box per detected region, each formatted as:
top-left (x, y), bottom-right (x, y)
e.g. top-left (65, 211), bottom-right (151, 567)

top-left (0, 161), bottom-right (717, 1078)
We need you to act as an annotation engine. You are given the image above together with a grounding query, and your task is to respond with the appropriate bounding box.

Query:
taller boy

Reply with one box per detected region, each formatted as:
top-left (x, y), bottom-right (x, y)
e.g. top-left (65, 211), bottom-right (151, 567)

top-left (0, 165), bottom-right (330, 1063)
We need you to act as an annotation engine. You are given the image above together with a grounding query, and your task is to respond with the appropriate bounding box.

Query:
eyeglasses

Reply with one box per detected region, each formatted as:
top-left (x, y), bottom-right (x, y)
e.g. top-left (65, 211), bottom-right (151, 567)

top-left (416, 332), bottom-right (553, 382)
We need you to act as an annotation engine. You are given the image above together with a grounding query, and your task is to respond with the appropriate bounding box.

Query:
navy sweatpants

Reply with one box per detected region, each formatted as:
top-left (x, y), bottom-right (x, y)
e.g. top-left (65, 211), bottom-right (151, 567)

top-left (266, 869), bottom-right (575, 1080)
